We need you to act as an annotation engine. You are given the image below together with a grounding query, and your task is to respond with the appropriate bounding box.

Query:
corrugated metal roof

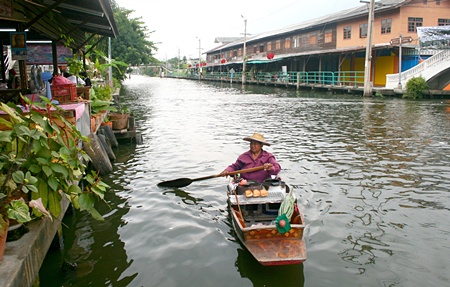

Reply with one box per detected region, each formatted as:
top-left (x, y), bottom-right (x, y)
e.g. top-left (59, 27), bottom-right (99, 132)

top-left (1, 0), bottom-right (118, 51)
top-left (207, 0), bottom-right (408, 54)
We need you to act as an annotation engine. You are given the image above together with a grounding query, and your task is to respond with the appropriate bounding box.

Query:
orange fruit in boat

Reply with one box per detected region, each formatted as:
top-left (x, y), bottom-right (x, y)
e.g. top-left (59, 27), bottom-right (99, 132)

top-left (253, 189), bottom-right (261, 197)
top-left (245, 189), bottom-right (253, 197)
top-left (260, 189), bottom-right (268, 197)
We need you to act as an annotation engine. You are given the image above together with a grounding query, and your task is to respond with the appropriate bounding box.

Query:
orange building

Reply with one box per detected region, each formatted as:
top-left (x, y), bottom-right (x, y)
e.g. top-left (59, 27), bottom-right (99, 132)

top-left (206, 0), bottom-right (450, 87)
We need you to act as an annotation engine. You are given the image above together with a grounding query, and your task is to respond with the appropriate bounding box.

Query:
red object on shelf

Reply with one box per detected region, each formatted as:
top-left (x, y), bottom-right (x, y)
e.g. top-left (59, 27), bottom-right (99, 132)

top-left (51, 83), bottom-right (77, 103)
top-left (267, 53), bottom-right (274, 60)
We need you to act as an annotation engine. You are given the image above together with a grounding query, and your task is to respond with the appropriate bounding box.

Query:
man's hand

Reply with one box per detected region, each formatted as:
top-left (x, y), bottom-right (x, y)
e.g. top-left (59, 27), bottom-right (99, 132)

top-left (263, 163), bottom-right (273, 171)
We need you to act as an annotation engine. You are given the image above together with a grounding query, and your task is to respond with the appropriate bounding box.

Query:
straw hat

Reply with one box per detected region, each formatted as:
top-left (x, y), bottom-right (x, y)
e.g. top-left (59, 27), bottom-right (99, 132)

top-left (243, 132), bottom-right (271, 146)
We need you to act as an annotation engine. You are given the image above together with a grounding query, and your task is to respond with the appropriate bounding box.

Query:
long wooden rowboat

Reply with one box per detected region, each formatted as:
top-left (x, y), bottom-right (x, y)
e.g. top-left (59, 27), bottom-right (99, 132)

top-left (227, 179), bottom-right (307, 266)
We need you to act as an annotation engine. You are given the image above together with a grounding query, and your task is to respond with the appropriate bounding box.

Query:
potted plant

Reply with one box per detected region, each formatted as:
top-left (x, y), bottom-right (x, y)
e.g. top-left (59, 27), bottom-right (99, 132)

top-left (66, 54), bottom-right (84, 87)
top-left (0, 96), bottom-right (109, 258)
top-left (109, 105), bottom-right (130, 130)
top-left (101, 116), bottom-right (113, 129)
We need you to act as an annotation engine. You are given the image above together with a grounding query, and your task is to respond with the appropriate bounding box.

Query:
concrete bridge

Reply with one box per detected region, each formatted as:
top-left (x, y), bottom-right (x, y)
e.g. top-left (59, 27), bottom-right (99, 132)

top-left (385, 49), bottom-right (450, 89)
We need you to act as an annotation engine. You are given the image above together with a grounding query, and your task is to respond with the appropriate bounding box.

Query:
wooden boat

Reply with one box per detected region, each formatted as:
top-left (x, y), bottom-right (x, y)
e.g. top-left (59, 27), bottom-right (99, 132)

top-left (227, 178), bottom-right (307, 266)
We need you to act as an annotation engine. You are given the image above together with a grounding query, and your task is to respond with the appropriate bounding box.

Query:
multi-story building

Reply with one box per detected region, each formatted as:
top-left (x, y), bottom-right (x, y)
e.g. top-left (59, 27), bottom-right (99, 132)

top-left (204, 0), bottom-right (450, 87)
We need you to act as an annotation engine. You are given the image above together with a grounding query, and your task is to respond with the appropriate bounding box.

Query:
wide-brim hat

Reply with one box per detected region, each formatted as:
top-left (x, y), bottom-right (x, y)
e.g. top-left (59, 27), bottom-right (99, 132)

top-left (243, 132), bottom-right (271, 146)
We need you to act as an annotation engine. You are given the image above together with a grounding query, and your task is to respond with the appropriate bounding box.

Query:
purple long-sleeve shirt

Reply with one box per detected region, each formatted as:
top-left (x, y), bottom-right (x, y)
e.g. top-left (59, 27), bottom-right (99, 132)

top-left (224, 150), bottom-right (281, 183)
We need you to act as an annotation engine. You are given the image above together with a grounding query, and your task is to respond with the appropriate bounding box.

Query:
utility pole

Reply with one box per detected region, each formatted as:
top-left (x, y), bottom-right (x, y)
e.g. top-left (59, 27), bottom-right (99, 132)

top-left (108, 37), bottom-right (113, 88)
top-left (241, 15), bottom-right (247, 85)
top-left (397, 34), bottom-right (403, 89)
top-left (362, 0), bottom-right (374, 97)
top-left (196, 37), bottom-right (201, 80)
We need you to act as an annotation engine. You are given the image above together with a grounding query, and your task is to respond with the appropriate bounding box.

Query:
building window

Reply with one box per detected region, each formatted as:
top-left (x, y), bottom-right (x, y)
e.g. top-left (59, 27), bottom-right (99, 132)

top-left (285, 38), bottom-right (291, 49)
top-left (436, 0), bottom-right (440, 4)
top-left (302, 36), bottom-right (308, 47)
top-left (324, 30), bottom-right (332, 43)
top-left (343, 26), bottom-right (351, 39)
top-left (229, 51), bottom-right (233, 57)
top-left (381, 18), bottom-right (392, 34)
top-left (408, 17), bottom-right (423, 32)
top-left (238, 48), bottom-right (242, 56)
top-left (360, 24), bottom-right (368, 38)
top-left (275, 40), bottom-right (281, 49)
top-left (253, 45), bottom-right (257, 53)
top-left (309, 35), bottom-right (316, 45)
top-left (293, 36), bottom-right (299, 48)
top-left (438, 19), bottom-right (450, 26)
top-left (259, 44), bottom-right (265, 53)
top-left (267, 42), bottom-right (272, 51)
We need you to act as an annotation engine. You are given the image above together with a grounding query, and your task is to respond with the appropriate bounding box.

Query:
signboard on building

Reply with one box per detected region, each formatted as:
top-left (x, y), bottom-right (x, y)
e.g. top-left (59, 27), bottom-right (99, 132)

top-left (26, 44), bottom-right (72, 65)
top-left (11, 32), bottom-right (27, 60)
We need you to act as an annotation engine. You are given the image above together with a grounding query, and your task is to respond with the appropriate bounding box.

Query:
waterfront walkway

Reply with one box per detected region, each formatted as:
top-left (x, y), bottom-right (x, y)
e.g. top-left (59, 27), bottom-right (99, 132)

top-left (170, 71), bottom-right (450, 98)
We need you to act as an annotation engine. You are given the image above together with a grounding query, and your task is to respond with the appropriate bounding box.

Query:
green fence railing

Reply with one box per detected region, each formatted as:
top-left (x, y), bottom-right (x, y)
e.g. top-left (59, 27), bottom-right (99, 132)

top-left (177, 70), bottom-right (366, 87)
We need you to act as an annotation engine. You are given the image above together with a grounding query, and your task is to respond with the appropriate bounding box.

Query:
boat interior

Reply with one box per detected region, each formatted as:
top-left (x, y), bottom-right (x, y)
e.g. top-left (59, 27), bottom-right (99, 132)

top-left (231, 202), bottom-right (303, 228)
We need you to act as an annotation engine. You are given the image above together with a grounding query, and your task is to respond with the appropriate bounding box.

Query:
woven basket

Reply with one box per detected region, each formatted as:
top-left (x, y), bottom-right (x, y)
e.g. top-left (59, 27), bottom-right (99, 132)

top-left (109, 113), bottom-right (129, 130)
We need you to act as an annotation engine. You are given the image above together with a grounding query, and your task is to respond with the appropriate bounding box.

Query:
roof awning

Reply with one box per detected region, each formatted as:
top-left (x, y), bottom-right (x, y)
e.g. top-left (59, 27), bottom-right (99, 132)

top-left (1, 0), bottom-right (118, 51)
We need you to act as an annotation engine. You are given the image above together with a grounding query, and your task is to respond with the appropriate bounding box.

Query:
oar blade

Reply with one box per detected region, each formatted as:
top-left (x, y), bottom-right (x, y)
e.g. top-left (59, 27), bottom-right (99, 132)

top-left (157, 178), bottom-right (193, 188)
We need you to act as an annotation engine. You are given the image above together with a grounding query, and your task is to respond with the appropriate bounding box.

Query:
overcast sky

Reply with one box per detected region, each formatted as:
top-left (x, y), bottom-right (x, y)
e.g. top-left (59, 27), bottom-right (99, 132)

top-left (115, 0), bottom-right (362, 60)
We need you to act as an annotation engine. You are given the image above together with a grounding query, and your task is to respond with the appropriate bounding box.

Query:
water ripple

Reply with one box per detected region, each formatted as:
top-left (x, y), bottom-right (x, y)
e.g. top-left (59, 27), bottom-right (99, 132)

top-left (39, 76), bottom-right (450, 287)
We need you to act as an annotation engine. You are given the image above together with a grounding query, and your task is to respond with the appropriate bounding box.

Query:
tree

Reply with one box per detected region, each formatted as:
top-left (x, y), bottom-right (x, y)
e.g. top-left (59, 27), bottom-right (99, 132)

top-left (89, 1), bottom-right (160, 81)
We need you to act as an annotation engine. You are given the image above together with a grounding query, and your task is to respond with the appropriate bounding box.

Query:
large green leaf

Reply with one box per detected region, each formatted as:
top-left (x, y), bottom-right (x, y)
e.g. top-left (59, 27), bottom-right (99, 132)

top-left (7, 199), bottom-right (32, 224)
top-left (88, 207), bottom-right (104, 221)
top-left (48, 176), bottom-right (59, 191)
top-left (28, 164), bottom-right (42, 173)
top-left (68, 184), bottom-right (82, 195)
top-left (50, 162), bottom-right (69, 178)
top-left (0, 130), bottom-right (12, 142)
top-left (48, 190), bottom-right (62, 217)
top-left (12, 170), bottom-right (25, 184)
top-left (79, 193), bottom-right (94, 211)
top-left (42, 165), bottom-right (52, 177)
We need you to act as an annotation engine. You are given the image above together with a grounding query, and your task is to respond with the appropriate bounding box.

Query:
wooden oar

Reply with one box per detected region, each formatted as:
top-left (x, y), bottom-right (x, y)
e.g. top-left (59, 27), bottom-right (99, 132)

top-left (157, 166), bottom-right (265, 188)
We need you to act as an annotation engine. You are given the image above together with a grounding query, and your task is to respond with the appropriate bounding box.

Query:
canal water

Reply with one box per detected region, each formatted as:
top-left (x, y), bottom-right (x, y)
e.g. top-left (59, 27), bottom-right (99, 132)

top-left (39, 76), bottom-right (450, 287)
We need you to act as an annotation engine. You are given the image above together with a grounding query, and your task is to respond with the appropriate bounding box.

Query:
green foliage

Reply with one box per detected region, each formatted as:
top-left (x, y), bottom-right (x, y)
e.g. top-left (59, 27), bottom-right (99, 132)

top-left (0, 96), bottom-right (110, 231)
top-left (93, 85), bottom-right (113, 101)
top-left (91, 85), bottom-right (117, 114)
top-left (66, 54), bottom-right (83, 76)
top-left (82, 2), bottom-right (160, 82)
top-left (404, 76), bottom-right (428, 99)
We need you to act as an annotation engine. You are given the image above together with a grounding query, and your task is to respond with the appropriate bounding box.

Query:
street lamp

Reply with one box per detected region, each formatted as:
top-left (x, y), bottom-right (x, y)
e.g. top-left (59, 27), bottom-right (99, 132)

top-left (241, 15), bottom-right (247, 85)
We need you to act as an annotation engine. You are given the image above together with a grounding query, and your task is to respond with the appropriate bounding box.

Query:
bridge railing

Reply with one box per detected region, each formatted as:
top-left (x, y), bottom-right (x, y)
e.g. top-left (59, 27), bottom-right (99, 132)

top-left (385, 49), bottom-right (450, 88)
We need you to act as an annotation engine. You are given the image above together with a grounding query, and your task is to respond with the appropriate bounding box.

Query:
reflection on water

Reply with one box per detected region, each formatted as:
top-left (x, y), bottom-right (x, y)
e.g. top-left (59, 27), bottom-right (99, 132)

top-left (40, 76), bottom-right (450, 287)
top-left (235, 247), bottom-right (305, 287)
